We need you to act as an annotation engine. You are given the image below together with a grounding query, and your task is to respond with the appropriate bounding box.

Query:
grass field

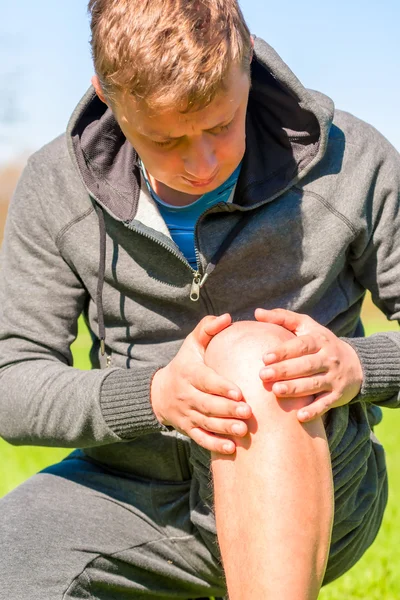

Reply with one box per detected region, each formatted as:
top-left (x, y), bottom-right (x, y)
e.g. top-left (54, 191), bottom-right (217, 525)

top-left (0, 299), bottom-right (399, 598)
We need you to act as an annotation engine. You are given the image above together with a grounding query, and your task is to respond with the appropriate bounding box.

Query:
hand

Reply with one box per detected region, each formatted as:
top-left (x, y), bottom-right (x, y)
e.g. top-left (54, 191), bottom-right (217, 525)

top-left (255, 308), bottom-right (363, 422)
top-left (151, 314), bottom-right (252, 454)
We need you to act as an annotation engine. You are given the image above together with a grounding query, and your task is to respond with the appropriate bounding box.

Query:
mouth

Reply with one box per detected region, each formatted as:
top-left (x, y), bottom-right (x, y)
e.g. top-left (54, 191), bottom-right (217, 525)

top-left (182, 171), bottom-right (218, 188)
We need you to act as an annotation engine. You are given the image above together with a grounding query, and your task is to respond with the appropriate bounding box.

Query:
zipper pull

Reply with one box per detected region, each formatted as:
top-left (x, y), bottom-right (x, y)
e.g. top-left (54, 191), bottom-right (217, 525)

top-left (190, 272), bottom-right (202, 302)
top-left (190, 271), bottom-right (209, 302)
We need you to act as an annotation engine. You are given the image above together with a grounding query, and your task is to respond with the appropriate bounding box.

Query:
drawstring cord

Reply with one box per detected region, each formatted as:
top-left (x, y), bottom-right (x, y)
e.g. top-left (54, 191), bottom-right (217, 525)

top-left (94, 204), bottom-right (111, 367)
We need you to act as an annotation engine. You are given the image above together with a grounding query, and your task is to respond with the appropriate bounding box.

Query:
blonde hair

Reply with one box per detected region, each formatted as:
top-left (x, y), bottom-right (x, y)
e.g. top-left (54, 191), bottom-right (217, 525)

top-left (88, 0), bottom-right (252, 111)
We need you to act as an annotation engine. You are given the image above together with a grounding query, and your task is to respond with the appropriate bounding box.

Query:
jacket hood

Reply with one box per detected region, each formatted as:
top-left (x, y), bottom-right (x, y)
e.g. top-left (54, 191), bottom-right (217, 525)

top-left (67, 36), bottom-right (334, 222)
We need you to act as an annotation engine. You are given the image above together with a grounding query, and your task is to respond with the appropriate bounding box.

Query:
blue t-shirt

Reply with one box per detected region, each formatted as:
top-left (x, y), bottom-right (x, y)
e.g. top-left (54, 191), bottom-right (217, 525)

top-left (141, 163), bottom-right (242, 269)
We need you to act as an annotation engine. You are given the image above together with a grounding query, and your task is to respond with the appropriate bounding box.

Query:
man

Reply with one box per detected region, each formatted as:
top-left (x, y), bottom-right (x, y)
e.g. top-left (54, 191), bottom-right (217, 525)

top-left (0, 0), bottom-right (398, 598)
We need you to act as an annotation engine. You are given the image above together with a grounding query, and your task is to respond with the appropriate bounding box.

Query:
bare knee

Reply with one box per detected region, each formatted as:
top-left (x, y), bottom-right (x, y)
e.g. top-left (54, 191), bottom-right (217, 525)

top-left (205, 320), bottom-right (293, 375)
top-left (205, 320), bottom-right (295, 399)
top-left (205, 320), bottom-right (314, 419)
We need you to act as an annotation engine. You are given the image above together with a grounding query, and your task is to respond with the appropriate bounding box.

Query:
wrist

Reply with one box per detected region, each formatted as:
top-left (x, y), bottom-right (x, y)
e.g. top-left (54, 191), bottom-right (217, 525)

top-left (344, 342), bottom-right (363, 395)
top-left (150, 367), bottom-right (167, 425)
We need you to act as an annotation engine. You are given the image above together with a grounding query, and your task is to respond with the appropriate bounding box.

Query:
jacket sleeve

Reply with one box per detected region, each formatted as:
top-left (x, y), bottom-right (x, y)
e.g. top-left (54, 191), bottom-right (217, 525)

top-left (341, 133), bottom-right (400, 408)
top-left (0, 158), bottom-right (165, 448)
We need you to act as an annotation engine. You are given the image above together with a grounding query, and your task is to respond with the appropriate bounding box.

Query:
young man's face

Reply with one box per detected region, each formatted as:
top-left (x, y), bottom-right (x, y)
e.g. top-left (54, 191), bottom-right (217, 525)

top-left (93, 64), bottom-right (250, 200)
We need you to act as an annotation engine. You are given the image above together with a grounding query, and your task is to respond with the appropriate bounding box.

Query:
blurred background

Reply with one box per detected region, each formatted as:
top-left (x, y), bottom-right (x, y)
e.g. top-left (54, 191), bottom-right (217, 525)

top-left (1, 1), bottom-right (399, 598)
top-left (2, 0), bottom-right (400, 217)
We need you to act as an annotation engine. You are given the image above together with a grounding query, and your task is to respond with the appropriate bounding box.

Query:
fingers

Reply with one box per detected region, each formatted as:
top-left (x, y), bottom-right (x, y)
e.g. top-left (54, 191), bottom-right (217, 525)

top-left (195, 415), bottom-right (249, 437)
top-left (188, 392), bottom-right (252, 420)
top-left (260, 354), bottom-right (326, 385)
top-left (183, 394), bottom-right (252, 452)
top-left (262, 335), bottom-right (320, 364)
top-left (297, 392), bottom-right (338, 422)
top-left (255, 308), bottom-right (310, 332)
top-left (271, 375), bottom-right (329, 398)
top-left (193, 313), bottom-right (232, 349)
top-left (190, 428), bottom-right (236, 454)
top-left (194, 363), bottom-right (243, 401)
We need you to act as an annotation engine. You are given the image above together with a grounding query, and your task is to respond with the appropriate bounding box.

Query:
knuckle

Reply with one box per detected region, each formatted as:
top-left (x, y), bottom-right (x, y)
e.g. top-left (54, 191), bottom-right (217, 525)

top-left (200, 402), bottom-right (212, 416)
top-left (312, 376), bottom-right (320, 390)
top-left (318, 357), bottom-right (327, 372)
top-left (280, 365), bottom-right (287, 378)
top-left (179, 390), bottom-right (192, 405)
top-left (306, 357), bottom-right (314, 372)
top-left (184, 418), bottom-right (194, 433)
top-left (277, 345), bottom-right (287, 359)
top-left (328, 355), bottom-right (341, 368)
top-left (202, 417), bottom-right (211, 431)
top-left (308, 336), bottom-right (318, 352)
top-left (299, 338), bottom-right (308, 354)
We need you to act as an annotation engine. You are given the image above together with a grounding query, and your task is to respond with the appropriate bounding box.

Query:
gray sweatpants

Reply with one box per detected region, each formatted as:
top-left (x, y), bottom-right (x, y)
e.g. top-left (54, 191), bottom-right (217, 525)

top-left (0, 403), bottom-right (388, 599)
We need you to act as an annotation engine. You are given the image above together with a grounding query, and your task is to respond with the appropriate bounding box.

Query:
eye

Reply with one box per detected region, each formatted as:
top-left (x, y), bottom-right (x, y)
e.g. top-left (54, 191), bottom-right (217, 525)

top-left (153, 139), bottom-right (176, 148)
top-left (209, 120), bottom-right (234, 135)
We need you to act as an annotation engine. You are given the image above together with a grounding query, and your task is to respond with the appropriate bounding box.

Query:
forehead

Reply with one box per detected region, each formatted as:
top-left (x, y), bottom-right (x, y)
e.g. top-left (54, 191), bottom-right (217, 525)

top-left (117, 65), bottom-right (250, 137)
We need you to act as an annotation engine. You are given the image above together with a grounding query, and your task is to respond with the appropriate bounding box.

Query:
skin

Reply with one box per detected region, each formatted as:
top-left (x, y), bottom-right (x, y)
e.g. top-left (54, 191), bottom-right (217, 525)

top-left (91, 63), bottom-right (364, 454)
top-left (255, 308), bottom-right (363, 422)
top-left (91, 64), bottom-right (250, 206)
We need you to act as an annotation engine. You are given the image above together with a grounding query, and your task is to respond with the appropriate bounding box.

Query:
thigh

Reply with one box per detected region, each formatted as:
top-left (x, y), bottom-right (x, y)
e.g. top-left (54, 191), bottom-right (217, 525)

top-left (323, 402), bottom-right (388, 584)
top-left (0, 452), bottom-right (225, 600)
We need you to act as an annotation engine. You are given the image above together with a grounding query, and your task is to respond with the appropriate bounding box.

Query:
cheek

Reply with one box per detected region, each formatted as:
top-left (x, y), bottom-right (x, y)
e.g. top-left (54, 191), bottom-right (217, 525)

top-left (140, 149), bottom-right (184, 179)
top-left (216, 129), bottom-right (246, 164)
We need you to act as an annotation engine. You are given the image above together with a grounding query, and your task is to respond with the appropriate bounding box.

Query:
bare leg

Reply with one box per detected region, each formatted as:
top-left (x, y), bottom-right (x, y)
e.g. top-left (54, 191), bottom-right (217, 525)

top-left (205, 321), bottom-right (334, 600)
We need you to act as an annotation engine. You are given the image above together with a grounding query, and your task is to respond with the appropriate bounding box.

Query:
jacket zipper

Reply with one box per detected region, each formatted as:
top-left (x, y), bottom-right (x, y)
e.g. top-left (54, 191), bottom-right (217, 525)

top-left (124, 209), bottom-right (221, 310)
top-left (124, 222), bottom-right (202, 480)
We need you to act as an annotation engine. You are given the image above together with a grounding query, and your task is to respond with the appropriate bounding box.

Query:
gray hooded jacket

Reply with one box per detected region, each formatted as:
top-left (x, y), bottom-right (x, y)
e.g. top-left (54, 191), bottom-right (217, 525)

top-left (0, 37), bottom-right (399, 482)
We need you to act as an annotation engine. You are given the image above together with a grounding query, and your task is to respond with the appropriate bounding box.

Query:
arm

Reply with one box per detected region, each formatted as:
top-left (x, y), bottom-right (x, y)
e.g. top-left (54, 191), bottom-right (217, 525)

top-left (342, 135), bottom-right (400, 407)
top-left (256, 132), bottom-right (400, 418)
top-left (0, 158), bottom-right (250, 451)
top-left (0, 158), bottom-right (165, 448)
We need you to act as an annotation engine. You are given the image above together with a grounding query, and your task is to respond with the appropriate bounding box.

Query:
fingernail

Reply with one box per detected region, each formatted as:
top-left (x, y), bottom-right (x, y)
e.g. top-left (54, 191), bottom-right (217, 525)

top-left (274, 384), bottom-right (288, 395)
top-left (261, 368), bottom-right (275, 380)
top-left (298, 410), bottom-right (309, 420)
top-left (232, 424), bottom-right (243, 435)
top-left (223, 443), bottom-right (235, 453)
top-left (263, 353), bottom-right (276, 364)
top-left (237, 404), bottom-right (250, 417)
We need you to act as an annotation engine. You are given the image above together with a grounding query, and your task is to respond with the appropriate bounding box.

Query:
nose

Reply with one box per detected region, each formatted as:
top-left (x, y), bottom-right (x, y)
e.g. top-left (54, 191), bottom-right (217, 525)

top-left (183, 137), bottom-right (218, 181)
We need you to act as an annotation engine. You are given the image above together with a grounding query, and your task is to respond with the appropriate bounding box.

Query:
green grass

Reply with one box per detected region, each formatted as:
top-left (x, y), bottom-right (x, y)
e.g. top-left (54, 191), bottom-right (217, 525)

top-left (0, 318), bottom-right (91, 494)
top-left (319, 310), bottom-right (400, 599)
top-left (0, 307), bottom-right (399, 598)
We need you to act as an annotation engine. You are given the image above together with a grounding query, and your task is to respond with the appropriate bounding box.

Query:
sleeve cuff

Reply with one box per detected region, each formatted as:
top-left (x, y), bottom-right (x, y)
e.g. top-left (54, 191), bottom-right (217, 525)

top-left (99, 366), bottom-right (168, 439)
top-left (342, 334), bottom-right (400, 406)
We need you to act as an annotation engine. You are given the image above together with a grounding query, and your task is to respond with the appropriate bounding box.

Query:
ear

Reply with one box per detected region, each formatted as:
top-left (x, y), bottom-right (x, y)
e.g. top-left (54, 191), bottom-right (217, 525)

top-left (91, 75), bottom-right (108, 105)
top-left (249, 36), bottom-right (255, 63)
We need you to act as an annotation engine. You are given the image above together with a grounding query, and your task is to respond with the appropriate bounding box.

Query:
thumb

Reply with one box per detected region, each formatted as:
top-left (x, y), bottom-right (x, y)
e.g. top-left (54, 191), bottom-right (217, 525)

top-left (193, 313), bottom-right (232, 349)
top-left (254, 308), bottom-right (308, 333)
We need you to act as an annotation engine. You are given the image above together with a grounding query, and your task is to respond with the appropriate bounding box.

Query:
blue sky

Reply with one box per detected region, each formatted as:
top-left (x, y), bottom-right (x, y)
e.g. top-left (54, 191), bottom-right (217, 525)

top-left (1, 0), bottom-right (400, 163)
